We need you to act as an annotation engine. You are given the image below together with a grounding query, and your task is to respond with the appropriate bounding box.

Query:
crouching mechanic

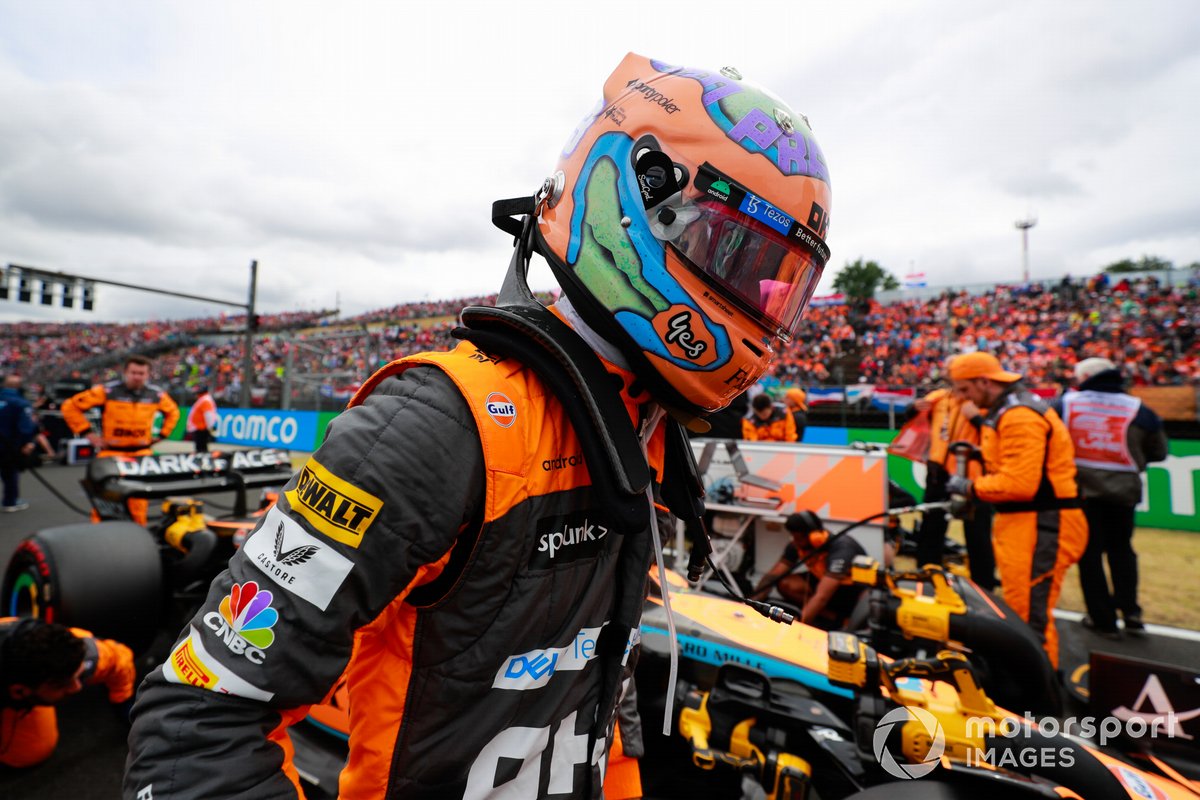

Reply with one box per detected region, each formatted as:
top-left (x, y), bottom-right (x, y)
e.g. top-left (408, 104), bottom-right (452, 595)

top-left (946, 352), bottom-right (1087, 667)
top-left (125, 52), bottom-right (834, 799)
top-left (750, 511), bottom-right (869, 629)
top-left (1, 617), bottom-right (135, 768)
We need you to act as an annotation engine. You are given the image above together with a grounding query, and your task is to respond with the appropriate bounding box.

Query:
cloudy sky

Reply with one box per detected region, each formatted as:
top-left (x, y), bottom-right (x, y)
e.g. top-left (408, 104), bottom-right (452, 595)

top-left (1, 1), bottom-right (1197, 323)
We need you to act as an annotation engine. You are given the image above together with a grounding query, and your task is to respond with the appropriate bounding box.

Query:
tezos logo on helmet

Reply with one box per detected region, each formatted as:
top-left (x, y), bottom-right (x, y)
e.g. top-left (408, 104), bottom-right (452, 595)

top-left (485, 393), bottom-right (517, 428)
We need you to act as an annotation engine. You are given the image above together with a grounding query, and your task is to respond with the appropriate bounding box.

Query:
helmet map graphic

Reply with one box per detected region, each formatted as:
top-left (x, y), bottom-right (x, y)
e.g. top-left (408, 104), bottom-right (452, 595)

top-left (565, 132), bottom-right (732, 371)
top-left (219, 581), bottom-right (279, 650)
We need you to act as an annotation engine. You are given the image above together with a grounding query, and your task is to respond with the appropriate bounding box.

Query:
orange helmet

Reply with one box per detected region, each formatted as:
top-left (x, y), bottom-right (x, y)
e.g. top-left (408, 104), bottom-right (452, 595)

top-left (537, 52), bottom-right (831, 416)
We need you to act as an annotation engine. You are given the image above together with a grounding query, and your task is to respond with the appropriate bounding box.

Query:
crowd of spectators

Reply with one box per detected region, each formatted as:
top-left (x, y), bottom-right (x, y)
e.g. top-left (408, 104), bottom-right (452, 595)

top-left (2, 275), bottom-right (1196, 411)
top-left (772, 272), bottom-right (1200, 391)
top-left (0, 310), bottom-right (333, 390)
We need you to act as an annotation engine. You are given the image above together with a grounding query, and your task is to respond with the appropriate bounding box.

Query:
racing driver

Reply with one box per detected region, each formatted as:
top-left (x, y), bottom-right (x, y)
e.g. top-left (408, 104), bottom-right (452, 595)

top-left (125, 53), bottom-right (832, 799)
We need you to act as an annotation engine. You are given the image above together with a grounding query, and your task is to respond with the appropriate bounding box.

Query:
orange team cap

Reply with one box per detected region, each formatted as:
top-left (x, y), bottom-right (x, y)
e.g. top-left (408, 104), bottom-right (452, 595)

top-left (948, 352), bottom-right (1021, 383)
top-left (785, 388), bottom-right (807, 410)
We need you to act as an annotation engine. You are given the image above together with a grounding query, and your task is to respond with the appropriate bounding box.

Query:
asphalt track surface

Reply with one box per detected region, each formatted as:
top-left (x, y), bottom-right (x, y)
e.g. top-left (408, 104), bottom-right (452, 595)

top-left (3, 453), bottom-right (1199, 798)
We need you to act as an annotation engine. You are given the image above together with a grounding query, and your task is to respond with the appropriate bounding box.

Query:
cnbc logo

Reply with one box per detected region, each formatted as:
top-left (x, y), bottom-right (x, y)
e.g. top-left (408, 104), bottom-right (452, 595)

top-left (203, 581), bottom-right (278, 664)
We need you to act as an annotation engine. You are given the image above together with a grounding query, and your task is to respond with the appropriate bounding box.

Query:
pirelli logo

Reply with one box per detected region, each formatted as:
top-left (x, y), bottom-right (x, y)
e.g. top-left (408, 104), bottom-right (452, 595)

top-left (171, 638), bottom-right (215, 689)
top-left (285, 459), bottom-right (382, 548)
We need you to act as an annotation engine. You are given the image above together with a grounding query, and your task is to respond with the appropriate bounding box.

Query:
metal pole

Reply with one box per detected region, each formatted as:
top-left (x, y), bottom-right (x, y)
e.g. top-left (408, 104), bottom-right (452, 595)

top-left (240, 260), bottom-right (258, 409)
top-left (836, 366), bottom-right (847, 428)
top-left (1015, 218), bottom-right (1037, 284)
top-left (283, 333), bottom-right (293, 411)
top-left (1021, 228), bottom-right (1029, 283)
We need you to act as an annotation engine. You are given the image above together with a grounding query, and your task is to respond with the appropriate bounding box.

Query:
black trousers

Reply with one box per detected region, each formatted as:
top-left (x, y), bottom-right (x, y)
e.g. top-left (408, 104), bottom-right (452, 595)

top-left (917, 462), bottom-right (997, 590)
top-left (0, 448), bottom-right (19, 506)
top-left (1078, 498), bottom-right (1139, 629)
top-left (190, 429), bottom-right (212, 453)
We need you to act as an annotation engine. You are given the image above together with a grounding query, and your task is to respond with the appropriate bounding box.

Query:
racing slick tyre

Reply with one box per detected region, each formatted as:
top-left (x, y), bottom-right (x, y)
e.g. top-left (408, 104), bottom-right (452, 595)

top-left (3, 521), bottom-right (163, 652)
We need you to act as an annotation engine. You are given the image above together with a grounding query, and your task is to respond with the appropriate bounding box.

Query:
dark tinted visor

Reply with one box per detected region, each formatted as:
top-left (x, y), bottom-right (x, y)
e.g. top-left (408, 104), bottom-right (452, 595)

top-left (666, 165), bottom-right (828, 336)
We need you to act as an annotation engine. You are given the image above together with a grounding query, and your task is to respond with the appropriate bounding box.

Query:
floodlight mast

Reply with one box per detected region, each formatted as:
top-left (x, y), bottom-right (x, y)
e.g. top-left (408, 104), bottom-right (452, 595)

top-left (1015, 217), bottom-right (1038, 284)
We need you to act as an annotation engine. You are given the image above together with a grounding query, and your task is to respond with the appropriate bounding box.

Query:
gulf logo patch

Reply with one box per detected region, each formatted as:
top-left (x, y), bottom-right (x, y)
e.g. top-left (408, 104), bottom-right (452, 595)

top-left (485, 392), bottom-right (517, 428)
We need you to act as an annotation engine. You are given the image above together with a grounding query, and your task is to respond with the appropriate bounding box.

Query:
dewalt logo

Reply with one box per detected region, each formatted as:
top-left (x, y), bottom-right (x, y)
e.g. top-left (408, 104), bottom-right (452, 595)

top-left (285, 459), bottom-right (382, 548)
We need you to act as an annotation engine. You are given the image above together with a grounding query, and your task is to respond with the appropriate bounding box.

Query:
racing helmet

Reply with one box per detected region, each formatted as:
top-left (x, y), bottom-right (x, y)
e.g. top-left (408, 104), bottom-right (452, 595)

top-left (537, 52), bottom-right (832, 416)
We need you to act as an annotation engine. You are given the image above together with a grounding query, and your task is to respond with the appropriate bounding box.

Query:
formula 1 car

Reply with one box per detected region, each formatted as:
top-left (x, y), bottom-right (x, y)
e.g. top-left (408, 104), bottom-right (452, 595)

top-left (3, 449), bottom-right (294, 655)
top-left (9, 452), bottom-right (1197, 799)
top-left (635, 565), bottom-right (1200, 799)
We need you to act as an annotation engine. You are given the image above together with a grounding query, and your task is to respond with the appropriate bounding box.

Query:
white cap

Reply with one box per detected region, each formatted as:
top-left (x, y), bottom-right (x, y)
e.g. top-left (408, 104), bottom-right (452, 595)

top-left (1075, 357), bottom-right (1117, 384)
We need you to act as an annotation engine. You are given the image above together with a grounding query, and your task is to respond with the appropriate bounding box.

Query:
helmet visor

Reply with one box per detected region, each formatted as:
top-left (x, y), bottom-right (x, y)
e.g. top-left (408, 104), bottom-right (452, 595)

top-left (665, 164), bottom-right (829, 338)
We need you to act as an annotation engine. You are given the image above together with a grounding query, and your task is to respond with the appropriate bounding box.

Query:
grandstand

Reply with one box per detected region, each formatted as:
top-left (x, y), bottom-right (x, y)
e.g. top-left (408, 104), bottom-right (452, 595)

top-left (2, 273), bottom-right (1197, 432)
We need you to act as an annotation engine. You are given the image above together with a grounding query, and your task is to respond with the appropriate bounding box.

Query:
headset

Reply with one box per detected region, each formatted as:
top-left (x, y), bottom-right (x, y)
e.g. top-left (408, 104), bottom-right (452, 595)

top-left (785, 510), bottom-right (829, 550)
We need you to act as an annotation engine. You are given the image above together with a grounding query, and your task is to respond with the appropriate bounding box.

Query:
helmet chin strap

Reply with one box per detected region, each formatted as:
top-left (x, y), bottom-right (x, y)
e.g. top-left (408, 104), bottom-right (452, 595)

top-left (494, 208), bottom-right (541, 308)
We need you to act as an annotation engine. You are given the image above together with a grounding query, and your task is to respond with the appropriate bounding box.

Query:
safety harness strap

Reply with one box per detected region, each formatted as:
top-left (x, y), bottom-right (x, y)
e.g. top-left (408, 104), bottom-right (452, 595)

top-left (993, 497), bottom-right (1084, 514)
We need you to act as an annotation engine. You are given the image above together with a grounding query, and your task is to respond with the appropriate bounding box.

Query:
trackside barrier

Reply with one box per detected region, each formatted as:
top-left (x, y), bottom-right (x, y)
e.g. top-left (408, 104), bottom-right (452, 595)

top-left (168, 406), bottom-right (340, 451)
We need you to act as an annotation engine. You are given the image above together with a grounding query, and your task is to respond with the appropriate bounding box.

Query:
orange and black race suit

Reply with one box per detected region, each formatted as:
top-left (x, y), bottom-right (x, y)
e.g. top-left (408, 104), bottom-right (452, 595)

top-left (0, 618), bottom-right (135, 768)
top-left (62, 379), bottom-right (179, 524)
top-left (61, 379), bottom-right (180, 453)
top-left (741, 406), bottom-right (798, 442)
top-left (972, 387), bottom-right (1088, 667)
top-left (126, 339), bottom-right (666, 799)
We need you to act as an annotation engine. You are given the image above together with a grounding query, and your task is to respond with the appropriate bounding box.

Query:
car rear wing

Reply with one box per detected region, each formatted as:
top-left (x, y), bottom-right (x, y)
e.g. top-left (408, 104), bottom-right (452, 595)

top-left (82, 449), bottom-right (296, 520)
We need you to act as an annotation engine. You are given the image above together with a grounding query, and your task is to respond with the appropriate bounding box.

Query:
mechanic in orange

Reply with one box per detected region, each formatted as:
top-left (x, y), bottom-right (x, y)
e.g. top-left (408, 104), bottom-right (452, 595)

top-left (61, 355), bottom-right (179, 524)
top-left (742, 392), bottom-right (799, 442)
top-left (0, 617), bottom-right (135, 767)
top-left (946, 352), bottom-right (1087, 667)
top-left (912, 373), bottom-right (996, 590)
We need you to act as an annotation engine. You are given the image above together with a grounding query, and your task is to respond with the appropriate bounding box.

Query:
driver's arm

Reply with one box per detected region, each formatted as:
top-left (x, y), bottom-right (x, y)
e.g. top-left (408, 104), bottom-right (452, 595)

top-left (125, 367), bottom-right (484, 800)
